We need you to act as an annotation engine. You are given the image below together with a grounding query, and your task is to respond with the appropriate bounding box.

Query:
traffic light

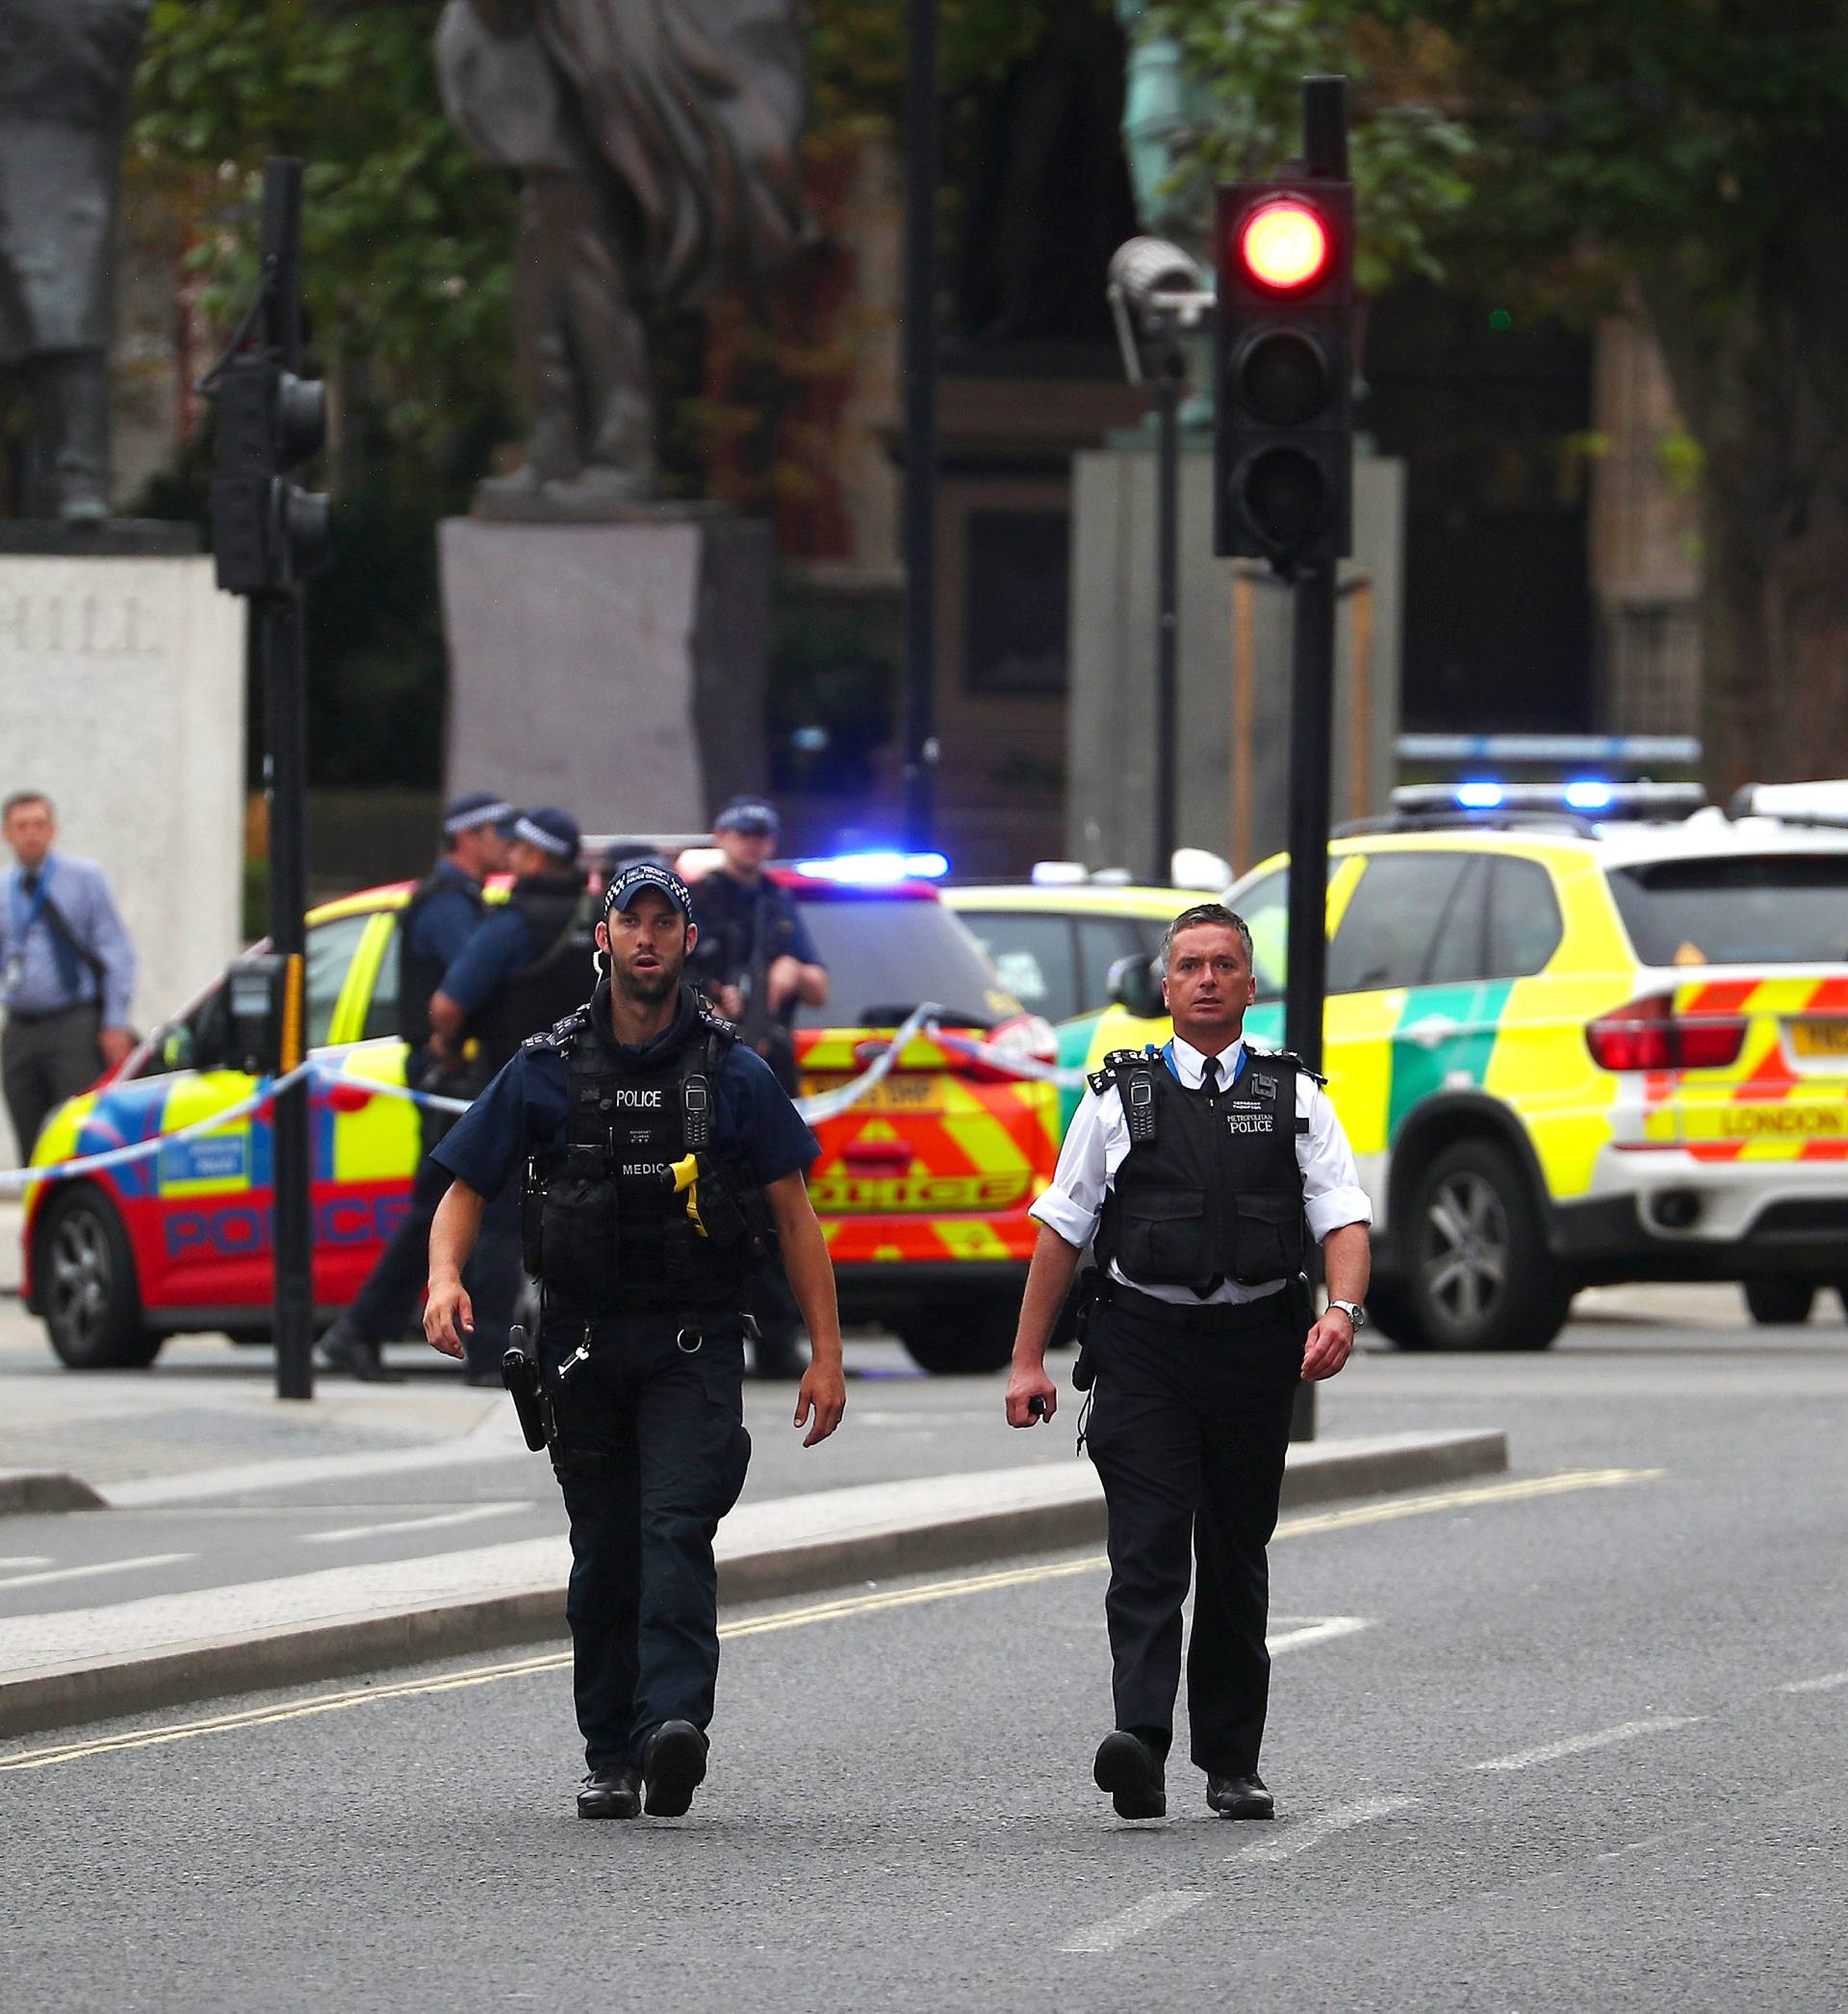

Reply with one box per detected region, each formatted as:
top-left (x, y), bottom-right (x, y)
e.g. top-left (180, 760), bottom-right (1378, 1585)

top-left (207, 351), bottom-right (329, 596)
top-left (1213, 180), bottom-right (1354, 569)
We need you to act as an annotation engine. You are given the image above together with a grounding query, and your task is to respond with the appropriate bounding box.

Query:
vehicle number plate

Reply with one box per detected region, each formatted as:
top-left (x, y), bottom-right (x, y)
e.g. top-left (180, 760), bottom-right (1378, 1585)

top-left (1789, 1019), bottom-right (1848, 1058)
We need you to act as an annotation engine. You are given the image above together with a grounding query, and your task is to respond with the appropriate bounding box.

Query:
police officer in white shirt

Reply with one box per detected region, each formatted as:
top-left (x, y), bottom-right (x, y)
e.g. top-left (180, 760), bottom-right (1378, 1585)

top-left (1005, 901), bottom-right (1372, 1823)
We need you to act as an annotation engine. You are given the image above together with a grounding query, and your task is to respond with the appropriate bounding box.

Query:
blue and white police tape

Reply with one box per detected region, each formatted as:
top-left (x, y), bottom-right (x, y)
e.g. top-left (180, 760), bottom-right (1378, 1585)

top-left (0, 1062), bottom-right (318, 1199)
top-left (0, 1013), bottom-right (1088, 1199)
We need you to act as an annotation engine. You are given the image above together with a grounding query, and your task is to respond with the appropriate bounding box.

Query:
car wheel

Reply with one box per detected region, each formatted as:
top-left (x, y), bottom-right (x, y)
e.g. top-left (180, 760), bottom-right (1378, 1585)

top-left (894, 1296), bottom-right (1016, 1375)
top-left (1399, 1140), bottom-right (1571, 1352)
top-left (36, 1186), bottom-right (164, 1369)
top-left (1742, 1278), bottom-right (1815, 1326)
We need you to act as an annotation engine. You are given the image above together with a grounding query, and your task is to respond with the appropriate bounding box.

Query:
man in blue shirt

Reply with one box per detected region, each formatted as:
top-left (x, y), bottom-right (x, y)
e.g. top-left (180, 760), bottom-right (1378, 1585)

top-left (1, 790), bottom-right (137, 1159)
top-left (320, 790), bottom-right (513, 1383)
top-left (424, 860), bottom-right (846, 1821)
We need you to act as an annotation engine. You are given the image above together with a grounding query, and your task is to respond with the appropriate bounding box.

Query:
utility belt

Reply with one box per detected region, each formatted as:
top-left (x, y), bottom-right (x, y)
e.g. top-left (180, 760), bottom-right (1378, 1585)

top-left (1072, 1266), bottom-right (1309, 1389)
top-left (500, 1313), bottom-right (756, 1476)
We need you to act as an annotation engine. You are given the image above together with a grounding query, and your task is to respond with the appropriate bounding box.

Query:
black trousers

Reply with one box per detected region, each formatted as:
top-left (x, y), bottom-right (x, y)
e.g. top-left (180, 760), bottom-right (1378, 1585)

top-left (1084, 1290), bottom-right (1303, 1777)
top-left (2, 1002), bottom-right (101, 1160)
top-left (541, 1309), bottom-right (752, 1772)
top-left (346, 1107), bottom-right (522, 1379)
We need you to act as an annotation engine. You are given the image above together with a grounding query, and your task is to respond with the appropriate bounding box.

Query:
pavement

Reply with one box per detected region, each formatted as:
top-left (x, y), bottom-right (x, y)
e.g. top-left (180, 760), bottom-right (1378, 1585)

top-left (5, 1310), bottom-right (1845, 2013)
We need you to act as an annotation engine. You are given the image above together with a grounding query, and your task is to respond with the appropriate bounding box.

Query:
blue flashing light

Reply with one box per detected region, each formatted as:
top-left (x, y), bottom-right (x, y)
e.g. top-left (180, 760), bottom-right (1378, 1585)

top-left (1563, 778), bottom-right (1614, 812)
top-left (1454, 781), bottom-right (1505, 810)
top-left (795, 850), bottom-right (950, 886)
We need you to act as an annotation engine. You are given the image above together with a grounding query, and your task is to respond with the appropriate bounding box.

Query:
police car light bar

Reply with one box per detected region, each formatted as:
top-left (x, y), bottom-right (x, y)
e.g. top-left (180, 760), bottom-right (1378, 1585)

top-left (1393, 781), bottom-right (1707, 819)
top-left (794, 850), bottom-right (951, 886)
top-left (1727, 780), bottom-right (1848, 828)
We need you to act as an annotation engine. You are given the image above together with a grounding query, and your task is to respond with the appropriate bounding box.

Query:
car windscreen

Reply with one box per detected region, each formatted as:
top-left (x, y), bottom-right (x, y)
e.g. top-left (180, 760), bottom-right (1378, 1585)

top-left (1606, 855), bottom-right (1848, 967)
top-left (792, 895), bottom-right (1023, 1030)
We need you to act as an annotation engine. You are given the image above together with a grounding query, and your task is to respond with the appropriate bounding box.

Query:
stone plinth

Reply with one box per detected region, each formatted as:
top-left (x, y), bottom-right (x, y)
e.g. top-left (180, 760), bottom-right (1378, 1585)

top-left (0, 546), bottom-right (245, 1035)
top-left (438, 516), bottom-right (772, 832)
top-left (1066, 446), bottom-right (1405, 876)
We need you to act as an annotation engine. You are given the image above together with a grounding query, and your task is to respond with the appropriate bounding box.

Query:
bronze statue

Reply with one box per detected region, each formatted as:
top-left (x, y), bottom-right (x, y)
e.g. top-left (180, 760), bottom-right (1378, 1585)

top-left (435, 0), bottom-right (809, 512)
top-left (0, 0), bottom-right (151, 522)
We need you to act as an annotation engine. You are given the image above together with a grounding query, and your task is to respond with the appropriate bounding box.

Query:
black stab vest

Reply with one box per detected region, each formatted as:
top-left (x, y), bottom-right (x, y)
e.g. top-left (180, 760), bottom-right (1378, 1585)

top-left (471, 873), bottom-right (595, 1072)
top-left (525, 985), bottom-right (772, 1315)
top-left (397, 867), bottom-right (484, 1052)
top-left (1094, 1046), bottom-right (1309, 1293)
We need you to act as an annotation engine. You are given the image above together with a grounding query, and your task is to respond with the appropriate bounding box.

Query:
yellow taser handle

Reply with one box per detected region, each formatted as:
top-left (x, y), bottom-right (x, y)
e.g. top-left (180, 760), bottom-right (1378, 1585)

top-left (667, 1153), bottom-right (708, 1237)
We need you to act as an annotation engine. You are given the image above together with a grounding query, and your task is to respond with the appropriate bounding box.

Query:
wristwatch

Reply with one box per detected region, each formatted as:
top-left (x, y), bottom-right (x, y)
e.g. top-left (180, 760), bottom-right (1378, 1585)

top-left (1328, 1300), bottom-right (1367, 1331)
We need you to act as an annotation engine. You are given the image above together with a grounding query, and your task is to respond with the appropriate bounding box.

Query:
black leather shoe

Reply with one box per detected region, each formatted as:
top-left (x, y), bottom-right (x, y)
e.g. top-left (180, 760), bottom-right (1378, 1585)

top-left (318, 1322), bottom-right (405, 1384)
top-left (641, 1720), bottom-right (708, 1818)
top-left (1093, 1730), bottom-right (1167, 1820)
top-left (577, 1765), bottom-right (641, 1820)
top-left (1206, 1771), bottom-right (1274, 1820)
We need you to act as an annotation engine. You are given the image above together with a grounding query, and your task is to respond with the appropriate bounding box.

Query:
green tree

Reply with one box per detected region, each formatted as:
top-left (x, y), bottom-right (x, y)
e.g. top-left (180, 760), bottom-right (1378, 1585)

top-left (1160, 0), bottom-right (1848, 791)
top-left (131, 0), bottom-right (513, 452)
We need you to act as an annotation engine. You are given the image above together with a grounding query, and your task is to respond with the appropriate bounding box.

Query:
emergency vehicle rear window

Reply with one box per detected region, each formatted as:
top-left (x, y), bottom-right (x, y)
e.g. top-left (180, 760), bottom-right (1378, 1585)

top-left (792, 897), bottom-right (1021, 1029)
top-left (1607, 856), bottom-right (1848, 968)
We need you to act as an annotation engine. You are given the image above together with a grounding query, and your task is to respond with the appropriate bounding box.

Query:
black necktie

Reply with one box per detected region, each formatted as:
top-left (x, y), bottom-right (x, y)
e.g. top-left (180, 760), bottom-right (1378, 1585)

top-left (1195, 1054), bottom-right (1223, 1296)
top-left (20, 869), bottom-right (38, 897)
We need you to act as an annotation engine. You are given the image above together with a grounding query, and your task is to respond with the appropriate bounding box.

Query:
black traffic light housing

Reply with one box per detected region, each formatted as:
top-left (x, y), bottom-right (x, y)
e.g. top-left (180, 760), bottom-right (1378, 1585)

top-left (208, 352), bottom-right (329, 596)
top-left (1213, 179), bottom-right (1354, 571)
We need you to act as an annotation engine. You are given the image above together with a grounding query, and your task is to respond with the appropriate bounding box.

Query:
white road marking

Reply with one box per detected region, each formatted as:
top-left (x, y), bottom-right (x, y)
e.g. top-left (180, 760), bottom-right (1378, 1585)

top-left (1781, 1670), bottom-right (1848, 1694)
top-left (1059, 1890), bottom-right (1212, 1955)
top-left (0, 1552), bottom-right (193, 1591)
top-left (298, 1503), bottom-right (526, 1546)
top-left (1473, 1717), bottom-right (1701, 1773)
top-left (1227, 1795), bottom-right (1416, 1865)
top-left (0, 1557), bottom-right (52, 1569)
top-left (1268, 1615), bottom-right (1372, 1657)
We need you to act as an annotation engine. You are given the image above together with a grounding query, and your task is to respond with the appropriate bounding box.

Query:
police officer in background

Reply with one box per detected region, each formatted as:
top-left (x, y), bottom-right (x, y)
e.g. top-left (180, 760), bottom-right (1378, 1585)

top-left (420, 805), bottom-right (593, 1383)
top-left (320, 790), bottom-right (512, 1381)
top-left (1005, 902), bottom-right (1372, 1823)
top-left (424, 861), bottom-right (846, 1821)
top-left (686, 795), bottom-right (828, 1379)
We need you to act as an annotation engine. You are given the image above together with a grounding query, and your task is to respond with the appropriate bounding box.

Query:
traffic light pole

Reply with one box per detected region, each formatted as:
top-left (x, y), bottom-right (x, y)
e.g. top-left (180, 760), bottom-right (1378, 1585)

top-left (1151, 345), bottom-right (1183, 887)
top-left (1280, 78), bottom-right (1349, 1442)
top-left (259, 160), bottom-right (316, 1403)
top-left (901, 0), bottom-right (939, 848)
top-left (1281, 559), bottom-right (1335, 1072)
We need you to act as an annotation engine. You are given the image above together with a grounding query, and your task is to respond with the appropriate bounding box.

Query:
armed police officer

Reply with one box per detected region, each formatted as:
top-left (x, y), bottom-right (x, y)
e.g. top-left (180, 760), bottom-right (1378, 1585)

top-left (685, 794), bottom-right (828, 1380)
top-left (418, 806), bottom-right (594, 1383)
top-left (320, 790), bottom-right (513, 1382)
top-left (424, 861), bottom-right (847, 1822)
top-left (1005, 902), bottom-right (1371, 1823)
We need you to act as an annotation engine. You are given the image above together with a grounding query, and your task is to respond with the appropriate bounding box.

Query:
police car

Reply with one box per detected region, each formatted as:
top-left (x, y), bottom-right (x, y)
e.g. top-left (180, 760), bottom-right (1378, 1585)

top-left (1084, 781), bottom-right (1848, 1349)
top-left (941, 870), bottom-right (1185, 1129)
top-left (21, 853), bottom-right (1060, 1375)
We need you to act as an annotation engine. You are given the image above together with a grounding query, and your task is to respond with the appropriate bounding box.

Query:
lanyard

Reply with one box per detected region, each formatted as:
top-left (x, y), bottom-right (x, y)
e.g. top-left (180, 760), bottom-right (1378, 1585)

top-left (7, 860), bottom-right (53, 947)
top-left (1163, 1039), bottom-right (1245, 1088)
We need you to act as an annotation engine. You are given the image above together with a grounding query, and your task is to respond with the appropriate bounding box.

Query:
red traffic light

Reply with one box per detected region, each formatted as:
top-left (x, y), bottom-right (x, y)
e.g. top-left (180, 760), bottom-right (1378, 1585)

top-left (1238, 200), bottom-right (1331, 293)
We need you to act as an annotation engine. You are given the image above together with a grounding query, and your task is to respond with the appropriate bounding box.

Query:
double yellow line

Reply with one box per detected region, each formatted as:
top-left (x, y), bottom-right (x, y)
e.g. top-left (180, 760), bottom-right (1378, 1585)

top-left (0, 1467), bottom-right (1657, 1775)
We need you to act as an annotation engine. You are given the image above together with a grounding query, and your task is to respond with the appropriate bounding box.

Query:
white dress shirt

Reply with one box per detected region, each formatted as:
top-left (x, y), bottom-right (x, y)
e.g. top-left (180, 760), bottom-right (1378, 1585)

top-left (1030, 1034), bottom-right (1373, 1305)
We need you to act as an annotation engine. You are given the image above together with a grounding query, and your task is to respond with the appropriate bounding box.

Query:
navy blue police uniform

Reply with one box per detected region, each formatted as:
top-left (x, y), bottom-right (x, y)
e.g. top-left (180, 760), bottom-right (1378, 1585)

top-left (431, 874), bottom-right (818, 1791)
top-left (686, 797), bottom-right (824, 1380)
top-left (322, 793), bottom-right (512, 1381)
top-left (425, 806), bottom-right (594, 1381)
